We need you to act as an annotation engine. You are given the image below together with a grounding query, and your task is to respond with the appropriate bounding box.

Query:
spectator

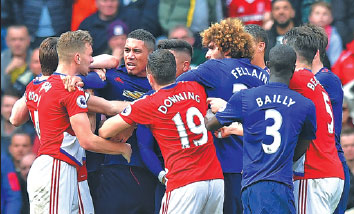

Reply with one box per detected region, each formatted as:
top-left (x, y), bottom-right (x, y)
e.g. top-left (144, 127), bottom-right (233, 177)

top-left (1, 25), bottom-right (32, 92)
top-left (309, 1), bottom-right (343, 66)
top-left (79, 0), bottom-right (122, 55)
top-left (16, 0), bottom-right (72, 48)
top-left (18, 153), bottom-right (36, 214)
top-left (71, 0), bottom-right (97, 31)
top-left (341, 127), bottom-right (354, 210)
top-left (168, 25), bottom-right (206, 68)
top-left (105, 19), bottom-right (129, 65)
top-left (331, 0), bottom-right (354, 46)
top-left (227, 0), bottom-right (272, 29)
top-left (343, 98), bottom-right (354, 130)
top-left (332, 39), bottom-right (354, 86)
top-left (8, 130), bottom-right (33, 171)
top-left (1, 151), bottom-right (22, 214)
top-left (119, 0), bottom-right (161, 37)
top-left (159, 0), bottom-right (223, 35)
top-left (13, 48), bottom-right (41, 95)
top-left (266, 0), bottom-right (296, 60)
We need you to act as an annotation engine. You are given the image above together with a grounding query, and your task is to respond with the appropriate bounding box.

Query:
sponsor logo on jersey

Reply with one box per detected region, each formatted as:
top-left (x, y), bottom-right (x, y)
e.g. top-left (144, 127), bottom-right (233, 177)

top-left (121, 105), bottom-right (132, 116)
top-left (76, 95), bottom-right (88, 108)
top-left (122, 90), bottom-right (145, 100)
top-left (39, 82), bottom-right (52, 93)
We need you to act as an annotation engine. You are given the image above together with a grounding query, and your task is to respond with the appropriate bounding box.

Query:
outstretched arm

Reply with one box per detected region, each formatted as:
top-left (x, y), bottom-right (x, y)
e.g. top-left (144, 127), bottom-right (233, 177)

top-left (98, 114), bottom-right (133, 139)
top-left (90, 54), bottom-right (119, 69)
top-left (10, 96), bottom-right (29, 127)
top-left (87, 95), bottom-right (130, 116)
top-left (70, 113), bottom-right (132, 162)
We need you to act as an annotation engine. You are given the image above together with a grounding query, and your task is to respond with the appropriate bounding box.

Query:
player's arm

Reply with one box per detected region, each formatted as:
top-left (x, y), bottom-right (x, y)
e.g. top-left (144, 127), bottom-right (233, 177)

top-left (70, 113), bottom-right (132, 162)
top-left (136, 125), bottom-right (166, 184)
top-left (87, 95), bottom-right (130, 116)
top-left (90, 54), bottom-right (119, 69)
top-left (294, 102), bottom-right (317, 161)
top-left (9, 96), bottom-right (29, 127)
top-left (206, 116), bottom-right (223, 132)
top-left (98, 114), bottom-right (133, 139)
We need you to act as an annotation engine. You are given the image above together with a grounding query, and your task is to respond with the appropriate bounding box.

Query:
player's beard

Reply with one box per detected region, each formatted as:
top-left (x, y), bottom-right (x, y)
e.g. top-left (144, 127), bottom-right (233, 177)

top-left (274, 19), bottom-right (292, 28)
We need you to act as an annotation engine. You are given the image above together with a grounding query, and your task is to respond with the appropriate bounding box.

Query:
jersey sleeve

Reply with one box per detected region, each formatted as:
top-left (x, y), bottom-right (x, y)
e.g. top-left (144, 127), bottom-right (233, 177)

top-left (215, 91), bottom-right (243, 126)
top-left (79, 71), bottom-right (107, 89)
top-left (136, 125), bottom-right (164, 177)
top-left (176, 60), bottom-right (217, 89)
top-left (61, 88), bottom-right (88, 117)
top-left (120, 95), bottom-right (153, 125)
top-left (299, 101), bottom-right (317, 141)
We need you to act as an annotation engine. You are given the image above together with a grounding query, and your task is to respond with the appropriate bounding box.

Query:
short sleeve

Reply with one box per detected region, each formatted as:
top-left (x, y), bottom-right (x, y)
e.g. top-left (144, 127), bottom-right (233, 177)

top-left (299, 101), bottom-right (317, 140)
top-left (215, 91), bottom-right (243, 126)
top-left (177, 60), bottom-right (217, 88)
top-left (120, 95), bottom-right (153, 125)
top-left (62, 87), bottom-right (88, 117)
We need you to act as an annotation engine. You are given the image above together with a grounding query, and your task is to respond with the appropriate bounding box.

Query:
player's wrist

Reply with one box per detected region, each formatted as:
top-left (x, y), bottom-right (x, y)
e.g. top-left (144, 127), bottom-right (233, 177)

top-left (158, 170), bottom-right (167, 185)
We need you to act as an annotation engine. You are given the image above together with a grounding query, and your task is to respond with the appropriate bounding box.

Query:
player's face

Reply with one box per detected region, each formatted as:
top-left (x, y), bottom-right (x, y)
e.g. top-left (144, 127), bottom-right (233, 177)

top-left (124, 38), bottom-right (150, 77)
top-left (9, 134), bottom-right (32, 162)
top-left (272, 1), bottom-right (294, 26)
top-left (309, 6), bottom-right (332, 28)
top-left (342, 134), bottom-right (354, 161)
top-left (78, 43), bottom-right (94, 76)
top-left (205, 42), bottom-right (224, 60)
top-left (1, 95), bottom-right (18, 121)
top-left (96, 0), bottom-right (119, 19)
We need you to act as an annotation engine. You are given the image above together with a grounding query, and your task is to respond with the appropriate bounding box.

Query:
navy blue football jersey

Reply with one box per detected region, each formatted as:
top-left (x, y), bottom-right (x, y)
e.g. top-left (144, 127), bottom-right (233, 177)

top-left (215, 82), bottom-right (317, 189)
top-left (315, 68), bottom-right (345, 162)
top-left (80, 65), bottom-right (152, 167)
top-left (177, 58), bottom-right (269, 172)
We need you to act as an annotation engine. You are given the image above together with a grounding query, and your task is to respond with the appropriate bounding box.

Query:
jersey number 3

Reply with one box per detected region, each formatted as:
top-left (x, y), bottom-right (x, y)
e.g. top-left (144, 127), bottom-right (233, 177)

top-left (263, 109), bottom-right (283, 154)
top-left (172, 107), bottom-right (208, 149)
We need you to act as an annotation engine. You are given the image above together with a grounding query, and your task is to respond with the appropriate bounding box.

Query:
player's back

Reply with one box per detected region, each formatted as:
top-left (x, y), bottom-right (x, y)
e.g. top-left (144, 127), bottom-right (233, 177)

top-left (232, 82), bottom-right (316, 189)
top-left (36, 73), bottom-right (87, 168)
top-left (177, 58), bottom-right (269, 173)
top-left (25, 77), bottom-right (48, 139)
top-left (290, 69), bottom-right (344, 180)
top-left (121, 81), bottom-right (223, 192)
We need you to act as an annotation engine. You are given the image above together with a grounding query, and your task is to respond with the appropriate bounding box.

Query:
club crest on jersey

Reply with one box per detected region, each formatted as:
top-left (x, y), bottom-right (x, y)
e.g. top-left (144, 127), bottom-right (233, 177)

top-left (121, 105), bottom-right (132, 116)
top-left (76, 95), bottom-right (87, 108)
top-left (122, 90), bottom-right (145, 100)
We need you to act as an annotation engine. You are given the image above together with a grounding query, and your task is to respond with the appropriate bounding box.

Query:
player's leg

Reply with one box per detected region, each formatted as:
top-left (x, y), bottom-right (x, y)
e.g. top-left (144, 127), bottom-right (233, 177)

top-left (294, 178), bottom-right (344, 213)
top-left (333, 161), bottom-right (350, 214)
top-left (241, 181), bottom-right (295, 214)
top-left (78, 180), bottom-right (94, 214)
top-left (27, 155), bottom-right (78, 214)
top-left (159, 181), bottom-right (209, 214)
top-left (201, 179), bottom-right (224, 214)
top-left (223, 173), bottom-right (242, 214)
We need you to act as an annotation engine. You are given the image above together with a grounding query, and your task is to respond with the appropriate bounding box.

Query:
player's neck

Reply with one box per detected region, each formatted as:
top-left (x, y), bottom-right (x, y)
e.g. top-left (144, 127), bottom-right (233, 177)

top-left (155, 82), bottom-right (175, 91)
top-left (251, 55), bottom-right (266, 69)
top-left (56, 62), bottom-right (78, 76)
top-left (295, 61), bottom-right (312, 71)
top-left (311, 61), bottom-right (324, 75)
top-left (269, 76), bottom-right (289, 86)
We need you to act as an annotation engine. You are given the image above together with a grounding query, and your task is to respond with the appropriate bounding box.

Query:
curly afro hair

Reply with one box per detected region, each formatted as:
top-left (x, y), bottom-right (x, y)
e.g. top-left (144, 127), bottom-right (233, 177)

top-left (201, 18), bottom-right (255, 59)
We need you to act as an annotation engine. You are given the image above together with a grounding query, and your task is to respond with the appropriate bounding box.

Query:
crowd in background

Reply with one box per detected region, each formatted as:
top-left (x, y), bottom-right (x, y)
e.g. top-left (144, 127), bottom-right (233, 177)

top-left (1, 0), bottom-right (354, 213)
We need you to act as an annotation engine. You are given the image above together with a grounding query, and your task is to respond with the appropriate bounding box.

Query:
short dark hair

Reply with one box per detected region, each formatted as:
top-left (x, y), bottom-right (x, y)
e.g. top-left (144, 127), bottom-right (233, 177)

top-left (268, 44), bottom-right (296, 76)
top-left (245, 24), bottom-right (269, 50)
top-left (2, 87), bottom-right (21, 99)
top-left (128, 29), bottom-right (156, 52)
top-left (302, 24), bottom-right (328, 64)
top-left (283, 27), bottom-right (318, 65)
top-left (157, 39), bottom-right (193, 58)
top-left (39, 37), bottom-right (58, 76)
top-left (147, 49), bottom-right (176, 85)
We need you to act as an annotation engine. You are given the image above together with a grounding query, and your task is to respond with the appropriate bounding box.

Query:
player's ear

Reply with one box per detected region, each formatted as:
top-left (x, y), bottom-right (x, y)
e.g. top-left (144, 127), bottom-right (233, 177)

top-left (183, 61), bottom-right (191, 72)
top-left (75, 53), bottom-right (81, 65)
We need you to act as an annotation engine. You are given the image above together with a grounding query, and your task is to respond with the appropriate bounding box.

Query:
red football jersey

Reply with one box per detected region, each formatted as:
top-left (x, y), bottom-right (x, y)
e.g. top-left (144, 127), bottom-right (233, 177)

top-left (35, 74), bottom-right (88, 168)
top-left (120, 81), bottom-right (223, 192)
top-left (227, 0), bottom-right (271, 26)
top-left (290, 69), bottom-right (344, 180)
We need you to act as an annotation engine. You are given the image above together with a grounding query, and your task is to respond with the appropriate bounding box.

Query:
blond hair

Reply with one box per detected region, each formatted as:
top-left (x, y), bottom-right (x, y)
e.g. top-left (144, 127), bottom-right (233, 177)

top-left (201, 18), bottom-right (255, 59)
top-left (57, 30), bottom-right (93, 62)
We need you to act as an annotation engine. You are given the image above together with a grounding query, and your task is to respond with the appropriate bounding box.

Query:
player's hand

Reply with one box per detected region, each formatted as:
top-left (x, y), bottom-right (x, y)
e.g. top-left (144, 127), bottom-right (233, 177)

top-left (122, 143), bottom-right (132, 163)
top-left (207, 98), bottom-right (227, 113)
top-left (214, 122), bottom-right (243, 138)
top-left (109, 126), bottom-right (135, 143)
top-left (92, 68), bottom-right (106, 81)
top-left (62, 76), bottom-right (84, 92)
